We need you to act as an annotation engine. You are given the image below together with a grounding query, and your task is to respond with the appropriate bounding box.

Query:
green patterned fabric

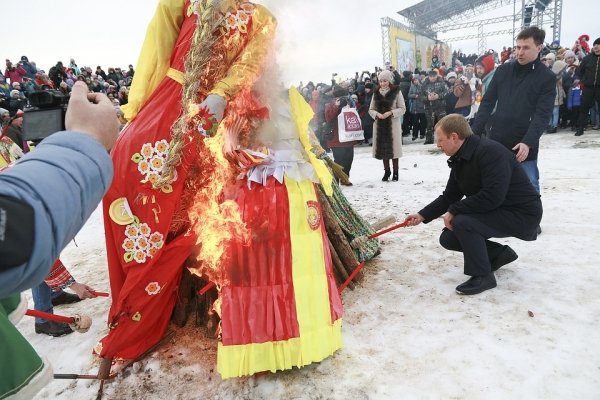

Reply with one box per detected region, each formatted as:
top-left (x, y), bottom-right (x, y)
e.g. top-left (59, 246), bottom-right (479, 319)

top-left (0, 294), bottom-right (50, 400)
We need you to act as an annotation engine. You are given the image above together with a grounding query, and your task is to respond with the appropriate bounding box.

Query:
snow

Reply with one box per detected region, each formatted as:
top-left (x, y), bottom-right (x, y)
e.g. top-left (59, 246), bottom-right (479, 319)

top-left (19, 130), bottom-right (600, 399)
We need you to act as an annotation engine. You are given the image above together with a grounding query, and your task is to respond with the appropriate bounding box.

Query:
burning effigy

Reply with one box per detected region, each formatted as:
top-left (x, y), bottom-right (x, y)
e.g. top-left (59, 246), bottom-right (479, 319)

top-left (98, 0), bottom-right (378, 379)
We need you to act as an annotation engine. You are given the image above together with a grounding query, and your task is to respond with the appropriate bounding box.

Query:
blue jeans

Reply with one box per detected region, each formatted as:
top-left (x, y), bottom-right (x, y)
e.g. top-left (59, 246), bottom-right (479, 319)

top-left (520, 160), bottom-right (540, 194)
top-left (31, 282), bottom-right (62, 324)
top-left (591, 102), bottom-right (599, 126)
top-left (549, 105), bottom-right (559, 128)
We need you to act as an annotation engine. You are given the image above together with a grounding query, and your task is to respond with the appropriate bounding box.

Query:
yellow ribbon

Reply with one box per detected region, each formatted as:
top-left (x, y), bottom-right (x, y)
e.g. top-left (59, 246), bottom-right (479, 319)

top-left (166, 67), bottom-right (184, 85)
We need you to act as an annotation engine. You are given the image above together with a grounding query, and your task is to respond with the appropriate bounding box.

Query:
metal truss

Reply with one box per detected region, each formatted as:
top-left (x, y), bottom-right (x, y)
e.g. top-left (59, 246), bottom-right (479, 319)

top-left (395, 0), bottom-right (564, 54)
top-left (435, 15), bottom-right (515, 33)
top-left (380, 17), bottom-right (412, 66)
top-left (444, 29), bottom-right (515, 43)
top-left (381, 18), bottom-right (392, 66)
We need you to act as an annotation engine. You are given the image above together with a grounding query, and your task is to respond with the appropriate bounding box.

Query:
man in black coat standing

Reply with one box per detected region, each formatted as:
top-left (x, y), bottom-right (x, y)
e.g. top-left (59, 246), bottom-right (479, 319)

top-left (574, 37), bottom-right (600, 136)
top-left (404, 115), bottom-right (542, 295)
top-left (471, 27), bottom-right (555, 199)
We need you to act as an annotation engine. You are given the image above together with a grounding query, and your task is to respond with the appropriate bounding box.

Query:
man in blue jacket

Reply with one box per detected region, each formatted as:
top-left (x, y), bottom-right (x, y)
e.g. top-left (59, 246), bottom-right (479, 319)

top-left (471, 27), bottom-right (555, 199)
top-left (0, 81), bottom-right (118, 399)
top-left (404, 115), bottom-right (542, 295)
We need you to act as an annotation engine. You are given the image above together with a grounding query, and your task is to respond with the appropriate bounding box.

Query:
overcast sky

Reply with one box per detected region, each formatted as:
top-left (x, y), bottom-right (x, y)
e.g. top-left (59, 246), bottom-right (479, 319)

top-left (2, 0), bottom-right (596, 85)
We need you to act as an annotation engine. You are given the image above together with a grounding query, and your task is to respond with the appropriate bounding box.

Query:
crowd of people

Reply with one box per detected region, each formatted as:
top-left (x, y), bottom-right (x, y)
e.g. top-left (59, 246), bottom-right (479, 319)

top-left (293, 32), bottom-right (600, 184)
top-left (1, 57), bottom-right (132, 125)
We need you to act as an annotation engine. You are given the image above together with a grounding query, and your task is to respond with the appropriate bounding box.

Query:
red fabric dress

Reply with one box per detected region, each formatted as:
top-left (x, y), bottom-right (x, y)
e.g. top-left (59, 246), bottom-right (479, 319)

top-left (98, 0), bottom-right (277, 361)
top-left (98, 7), bottom-right (199, 360)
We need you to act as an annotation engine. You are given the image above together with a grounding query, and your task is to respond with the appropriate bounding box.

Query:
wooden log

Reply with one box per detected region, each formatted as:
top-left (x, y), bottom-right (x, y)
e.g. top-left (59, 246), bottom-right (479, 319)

top-left (171, 267), bottom-right (195, 327)
top-left (329, 240), bottom-right (353, 290)
top-left (316, 187), bottom-right (360, 277)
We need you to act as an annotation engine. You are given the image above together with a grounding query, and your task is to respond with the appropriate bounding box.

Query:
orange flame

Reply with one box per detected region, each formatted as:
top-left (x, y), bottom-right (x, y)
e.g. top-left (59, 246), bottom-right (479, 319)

top-left (187, 129), bottom-right (248, 286)
top-left (186, 91), bottom-right (269, 287)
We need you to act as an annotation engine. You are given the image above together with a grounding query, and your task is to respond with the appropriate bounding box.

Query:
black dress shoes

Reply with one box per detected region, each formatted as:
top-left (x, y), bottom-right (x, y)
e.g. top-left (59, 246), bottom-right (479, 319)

top-left (455, 273), bottom-right (497, 295)
top-left (35, 321), bottom-right (74, 337)
top-left (51, 291), bottom-right (82, 307)
top-left (491, 246), bottom-right (518, 271)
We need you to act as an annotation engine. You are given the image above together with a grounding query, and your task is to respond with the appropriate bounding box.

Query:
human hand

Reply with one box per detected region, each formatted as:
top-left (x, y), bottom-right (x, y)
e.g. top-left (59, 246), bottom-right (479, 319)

top-left (443, 212), bottom-right (454, 231)
top-left (69, 282), bottom-right (96, 299)
top-left (512, 142), bottom-right (530, 162)
top-left (404, 213), bottom-right (424, 226)
top-left (65, 81), bottom-right (119, 150)
top-left (199, 94), bottom-right (226, 125)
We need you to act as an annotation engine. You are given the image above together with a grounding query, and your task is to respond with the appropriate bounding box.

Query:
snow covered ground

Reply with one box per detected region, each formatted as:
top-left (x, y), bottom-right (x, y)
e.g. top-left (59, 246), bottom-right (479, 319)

top-left (21, 129), bottom-right (600, 399)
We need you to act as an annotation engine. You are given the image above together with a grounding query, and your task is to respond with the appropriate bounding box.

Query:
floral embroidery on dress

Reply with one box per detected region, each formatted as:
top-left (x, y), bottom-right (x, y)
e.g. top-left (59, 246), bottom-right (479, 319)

top-left (121, 217), bottom-right (164, 263)
top-left (144, 282), bottom-right (161, 296)
top-left (131, 140), bottom-right (175, 193)
top-left (220, 2), bottom-right (254, 35)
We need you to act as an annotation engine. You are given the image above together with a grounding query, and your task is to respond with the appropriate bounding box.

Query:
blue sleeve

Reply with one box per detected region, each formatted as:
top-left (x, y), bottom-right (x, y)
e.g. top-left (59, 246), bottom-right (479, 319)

top-left (471, 71), bottom-right (500, 135)
top-left (0, 131), bottom-right (113, 297)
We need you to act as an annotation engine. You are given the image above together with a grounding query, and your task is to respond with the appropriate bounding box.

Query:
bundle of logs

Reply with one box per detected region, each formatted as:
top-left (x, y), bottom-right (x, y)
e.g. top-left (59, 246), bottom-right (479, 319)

top-left (171, 186), bottom-right (372, 334)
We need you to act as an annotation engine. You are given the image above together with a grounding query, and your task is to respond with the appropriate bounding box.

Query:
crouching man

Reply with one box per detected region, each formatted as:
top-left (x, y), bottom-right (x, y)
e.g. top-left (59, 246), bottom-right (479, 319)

top-left (404, 114), bottom-right (542, 295)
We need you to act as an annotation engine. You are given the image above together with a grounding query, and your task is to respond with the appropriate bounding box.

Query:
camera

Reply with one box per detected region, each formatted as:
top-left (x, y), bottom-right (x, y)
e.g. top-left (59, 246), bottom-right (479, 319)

top-left (23, 90), bottom-right (69, 141)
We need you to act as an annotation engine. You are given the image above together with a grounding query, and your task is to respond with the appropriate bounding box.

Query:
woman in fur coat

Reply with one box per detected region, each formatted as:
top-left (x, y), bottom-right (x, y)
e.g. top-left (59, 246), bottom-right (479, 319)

top-left (368, 69), bottom-right (406, 181)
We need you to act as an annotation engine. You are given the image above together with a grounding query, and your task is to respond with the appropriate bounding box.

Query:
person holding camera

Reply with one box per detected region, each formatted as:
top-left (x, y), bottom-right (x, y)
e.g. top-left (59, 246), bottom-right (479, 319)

top-left (420, 70), bottom-right (449, 144)
top-left (4, 60), bottom-right (27, 84)
top-left (0, 81), bottom-right (118, 399)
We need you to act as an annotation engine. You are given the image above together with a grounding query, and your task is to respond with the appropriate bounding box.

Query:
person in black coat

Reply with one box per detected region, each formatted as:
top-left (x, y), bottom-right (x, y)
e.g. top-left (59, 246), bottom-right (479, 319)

top-left (404, 114), bottom-right (542, 295)
top-left (574, 37), bottom-right (600, 136)
top-left (471, 27), bottom-right (555, 196)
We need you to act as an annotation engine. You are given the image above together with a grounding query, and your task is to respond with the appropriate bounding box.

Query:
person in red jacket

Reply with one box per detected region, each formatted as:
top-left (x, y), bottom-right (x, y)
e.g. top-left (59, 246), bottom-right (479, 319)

top-left (4, 60), bottom-right (27, 84)
top-left (325, 86), bottom-right (361, 185)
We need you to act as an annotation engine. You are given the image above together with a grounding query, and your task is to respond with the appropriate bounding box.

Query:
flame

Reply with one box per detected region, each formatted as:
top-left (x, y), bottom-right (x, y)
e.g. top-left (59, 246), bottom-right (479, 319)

top-left (187, 126), bottom-right (248, 287)
top-left (186, 91), bottom-right (271, 287)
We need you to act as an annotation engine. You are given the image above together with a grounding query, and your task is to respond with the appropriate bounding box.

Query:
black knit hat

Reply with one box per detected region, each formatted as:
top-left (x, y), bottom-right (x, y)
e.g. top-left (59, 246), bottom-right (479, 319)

top-left (594, 37), bottom-right (600, 46)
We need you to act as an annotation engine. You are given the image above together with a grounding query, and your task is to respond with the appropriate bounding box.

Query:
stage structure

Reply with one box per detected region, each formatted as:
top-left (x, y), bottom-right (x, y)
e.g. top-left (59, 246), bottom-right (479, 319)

top-left (382, 0), bottom-right (563, 66)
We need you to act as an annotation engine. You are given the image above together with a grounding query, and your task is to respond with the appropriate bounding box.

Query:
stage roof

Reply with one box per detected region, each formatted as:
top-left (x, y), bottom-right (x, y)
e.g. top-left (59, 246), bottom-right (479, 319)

top-left (398, 0), bottom-right (498, 29)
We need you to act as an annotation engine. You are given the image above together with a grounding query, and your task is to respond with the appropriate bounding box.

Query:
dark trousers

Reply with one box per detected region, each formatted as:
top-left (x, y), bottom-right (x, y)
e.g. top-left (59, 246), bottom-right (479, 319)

top-left (577, 86), bottom-right (600, 128)
top-left (402, 112), bottom-right (413, 136)
top-left (438, 210), bottom-right (540, 277)
top-left (363, 123), bottom-right (373, 142)
top-left (331, 147), bottom-right (354, 178)
top-left (425, 106), bottom-right (446, 138)
top-left (412, 113), bottom-right (426, 138)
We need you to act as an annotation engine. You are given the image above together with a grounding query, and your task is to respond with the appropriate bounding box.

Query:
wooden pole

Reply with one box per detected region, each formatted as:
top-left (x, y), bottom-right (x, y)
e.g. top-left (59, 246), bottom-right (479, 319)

top-left (329, 240), bottom-right (353, 289)
top-left (316, 187), bottom-right (360, 277)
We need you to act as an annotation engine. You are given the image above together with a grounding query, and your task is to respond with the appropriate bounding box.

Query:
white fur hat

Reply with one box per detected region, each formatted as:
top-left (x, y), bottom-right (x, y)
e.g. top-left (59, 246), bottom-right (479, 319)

top-left (378, 69), bottom-right (394, 83)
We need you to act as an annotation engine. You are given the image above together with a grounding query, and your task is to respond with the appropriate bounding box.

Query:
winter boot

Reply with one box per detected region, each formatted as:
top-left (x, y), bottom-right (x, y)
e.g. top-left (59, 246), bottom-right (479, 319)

top-left (424, 132), bottom-right (434, 145)
top-left (382, 170), bottom-right (391, 182)
top-left (392, 171), bottom-right (399, 181)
